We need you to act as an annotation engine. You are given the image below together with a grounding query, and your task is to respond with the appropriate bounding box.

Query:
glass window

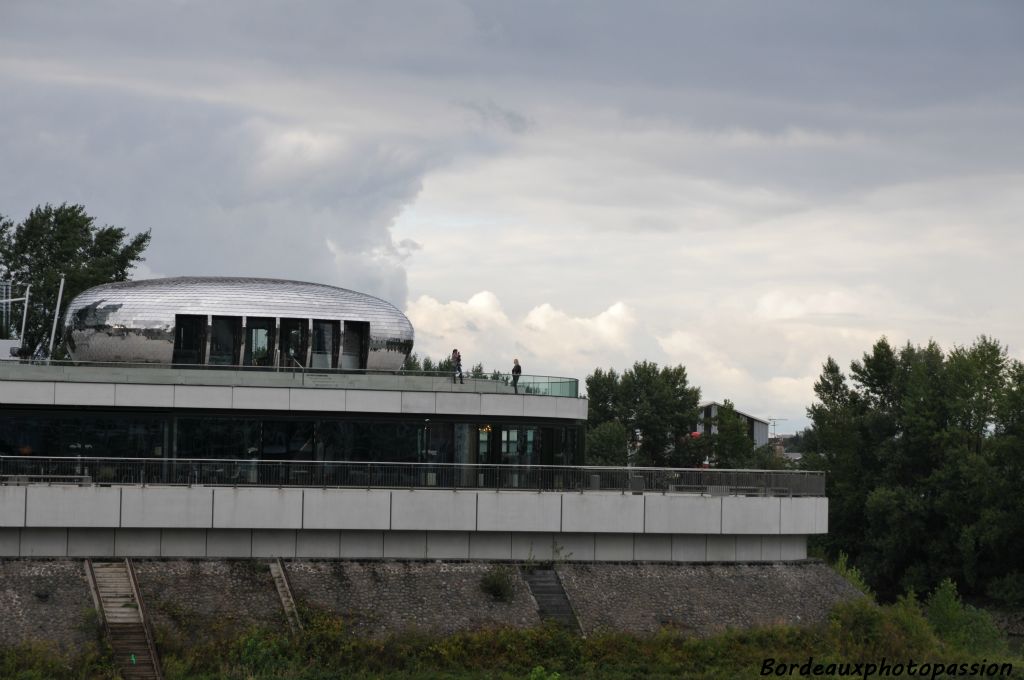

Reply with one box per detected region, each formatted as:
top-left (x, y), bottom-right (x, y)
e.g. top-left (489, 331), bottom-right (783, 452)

top-left (244, 317), bottom-right (274, 366)
top-left (311, 320), bottom-right (338, 369)
top-left (177, 417), bottom-right (260, 459)
top-left (209, 316), bottom-right (241, 365)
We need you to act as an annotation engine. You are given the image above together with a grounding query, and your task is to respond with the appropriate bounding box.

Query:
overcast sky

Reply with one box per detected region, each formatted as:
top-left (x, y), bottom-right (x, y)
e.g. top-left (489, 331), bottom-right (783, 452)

top-left (2, 1), bottom-right (1022, 430)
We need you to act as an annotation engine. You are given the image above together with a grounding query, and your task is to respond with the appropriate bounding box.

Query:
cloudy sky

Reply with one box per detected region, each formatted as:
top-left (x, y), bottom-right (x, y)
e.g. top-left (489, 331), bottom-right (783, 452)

top-left (2, 1), bottom-right (1022, 430)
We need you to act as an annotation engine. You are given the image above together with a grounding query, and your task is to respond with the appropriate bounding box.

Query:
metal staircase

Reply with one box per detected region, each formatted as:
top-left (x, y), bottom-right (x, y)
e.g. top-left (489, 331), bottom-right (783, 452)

top-left (269, 558), bottom-right (303, 633)
top-left (522, 567), bottom-right (581, 634)
top-left (86, 559), bottom-right (163, 680)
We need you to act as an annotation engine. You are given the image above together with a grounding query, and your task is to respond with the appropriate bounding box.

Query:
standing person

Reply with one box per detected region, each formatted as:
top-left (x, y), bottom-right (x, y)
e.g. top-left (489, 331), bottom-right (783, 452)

top-left (512, 358), bottom-right (522, 394)
top-left (452, 348), bottom-right (464, 384)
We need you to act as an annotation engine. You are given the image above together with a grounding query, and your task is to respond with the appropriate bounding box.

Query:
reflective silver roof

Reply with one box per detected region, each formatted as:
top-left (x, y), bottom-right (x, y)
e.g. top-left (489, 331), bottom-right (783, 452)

top-left (63, 276), bottom-right (414, 369)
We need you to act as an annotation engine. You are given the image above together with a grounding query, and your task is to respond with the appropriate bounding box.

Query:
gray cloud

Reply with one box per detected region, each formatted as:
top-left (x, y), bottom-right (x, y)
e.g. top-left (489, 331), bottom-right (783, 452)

top-left (2, 1), bottom-right (1022, 428)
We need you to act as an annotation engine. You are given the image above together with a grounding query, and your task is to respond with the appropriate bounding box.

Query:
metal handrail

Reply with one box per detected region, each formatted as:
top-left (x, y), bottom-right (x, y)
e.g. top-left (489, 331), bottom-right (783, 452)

top-left (125, 558), bottom-right (164, 680)
top-left (0, 456), bottom-right (825, 496)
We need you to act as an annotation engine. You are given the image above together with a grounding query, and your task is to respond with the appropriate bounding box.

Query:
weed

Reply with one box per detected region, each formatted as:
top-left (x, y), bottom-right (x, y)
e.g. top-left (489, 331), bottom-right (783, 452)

top-left (480, 565), bottom-right (515, 602)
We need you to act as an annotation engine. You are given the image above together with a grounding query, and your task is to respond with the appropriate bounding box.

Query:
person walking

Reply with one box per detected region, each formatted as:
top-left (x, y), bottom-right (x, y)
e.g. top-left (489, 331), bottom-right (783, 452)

top-left (512, 358), bottom-right (522, 394)
top-left (452, 348), bottom-right (464, 384)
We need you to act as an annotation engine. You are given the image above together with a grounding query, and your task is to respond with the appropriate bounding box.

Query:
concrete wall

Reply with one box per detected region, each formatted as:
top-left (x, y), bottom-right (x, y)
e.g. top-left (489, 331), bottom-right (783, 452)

top-left (0, 527), bottom-right (809, 561)
top-left (0, 486), bottom-right (827, 534)
top-left (0, 379), bottom-right (588, 420)
top-left (0, 486), bottom-right (824, 560)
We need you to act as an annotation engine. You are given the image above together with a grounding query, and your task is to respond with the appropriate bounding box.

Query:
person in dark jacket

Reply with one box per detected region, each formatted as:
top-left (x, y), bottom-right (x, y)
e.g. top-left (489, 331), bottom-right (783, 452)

top-left (452, 349), bottom-right (464, 384)
top-left (512, 358), bottom-right (522, 394)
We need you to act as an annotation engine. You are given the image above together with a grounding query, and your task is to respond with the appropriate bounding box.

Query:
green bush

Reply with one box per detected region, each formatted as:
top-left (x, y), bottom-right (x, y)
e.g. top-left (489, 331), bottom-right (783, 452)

top-left (925, 579), bottom-right (1007, 655)
top-left (986, 571), bottom-right (1024, 607)
top-left (480, 565), bottom-right (516, 602)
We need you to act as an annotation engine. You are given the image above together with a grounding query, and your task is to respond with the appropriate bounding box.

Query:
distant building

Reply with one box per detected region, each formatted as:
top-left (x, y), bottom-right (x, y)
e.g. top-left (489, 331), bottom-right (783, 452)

top-left (698, 401), bottom-right (770, 448)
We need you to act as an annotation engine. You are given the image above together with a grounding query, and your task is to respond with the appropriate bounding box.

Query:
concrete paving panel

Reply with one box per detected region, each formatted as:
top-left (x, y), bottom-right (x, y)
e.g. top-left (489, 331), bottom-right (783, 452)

top-left (161, 529), bottom-right (209, 557)
top-left (706, 535), bottom-right (737, 562)
top-left (400, 392), bottom-right (436, 413)
top-left (114, 383), bottom-right (174, 408)
top-left (26, 486), bottom-right (121, 527)
top-left (634, 534), bottom-right (671, 561)
top-left (780, 497), bottom-right (817, 534)
top-left (523, 396), bottom-right (558, 418)
top-left (672, 535), bottom-right (708, 562)
top-left (68, 529), bottom-right (115, 557)
top-left (561, 493), bottom-right (644, 533)
top-left (0, 486), bottom-right (26, 527)
top-left (206, 529), bottom-right (253, 557)
top-left (426, 531), bottom-right (470, 559)
top-left (477, 492), bottom-right (562, 533)
top-left (469, 532), bottom-right (512, 560)
top-left (20, 528), bottom-right (68, 557)
top-left (213, 488), bottom-right (303, 529)
top-left (346, 390), bottom-right (402, 413)
top-left (174, 385), bottom-right (232, 409)
top-left (233, 386), bottom-right (290, 410)
top-left (383, 531), bottom-right (427, 558)
top-left (736, 536), bottom-right (763, 562)
top-left (721, 497), bottom-right (781, 535)
top-left (511, 533), bottom-right (553, 560)
top-left (54, 382), bottom-right (116, 406)
top-left (644, 495), bottom-right (722, 534)
top-left (289, 388), bottom-right (346, 412)
top-left (815, 498), bottom-right (829, 533)
top-left (252, 530), bottom-right (298, 557)
top-left (296, 531), bottom-right (341, 558)
top-left (435, 392), bottom-right (481, 415)
top-left (339, 530), bottom-right (384, 558)
top-left (780, 535), bottom-right (807, 560)
top-left (391, 490), bottom-right (477, 531)
top-left (114, 529), bottom-right (162, 557)
top-left (121, 486), bottom-right (214, 528)
top-left (480, 394), bottom-right (524, 417)
top-left (0, 381), bottom-right (54, 405)
top-left (0, 528), bottom-right (21, 556)
top-left (762, 536), bottom-right (783, 561)
top-left (556, 398), bottom-right (588, 420)
top-left (595, 534), bottom-right (634, 561)
top-left (302, 489), bottom-right (391, 530)
top-left (556, 533), bottom-right (595, 561)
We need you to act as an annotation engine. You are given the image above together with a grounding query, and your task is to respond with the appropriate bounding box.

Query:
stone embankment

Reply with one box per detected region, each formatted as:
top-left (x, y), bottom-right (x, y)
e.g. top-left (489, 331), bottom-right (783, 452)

top-left (0, 558), bottom-right (862, 651)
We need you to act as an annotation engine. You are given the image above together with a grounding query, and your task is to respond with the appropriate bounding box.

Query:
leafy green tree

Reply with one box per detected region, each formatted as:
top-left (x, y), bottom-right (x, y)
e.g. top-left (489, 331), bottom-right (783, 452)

top-left (710, 400), bottom-right (754, 468)
top-left (585, 420), bottom-right (629, 466)
top-left (584, 361), bottom-right (700, 467)
top-left (0, 203), bottom-right (150, 358)
top-left (802, 335), bottom-right (1024, 602)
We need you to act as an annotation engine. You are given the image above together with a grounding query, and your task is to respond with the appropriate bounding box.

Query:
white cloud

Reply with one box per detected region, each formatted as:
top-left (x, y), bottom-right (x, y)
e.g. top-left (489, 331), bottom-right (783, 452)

top-left (406, 292), bottom-right (636, 376)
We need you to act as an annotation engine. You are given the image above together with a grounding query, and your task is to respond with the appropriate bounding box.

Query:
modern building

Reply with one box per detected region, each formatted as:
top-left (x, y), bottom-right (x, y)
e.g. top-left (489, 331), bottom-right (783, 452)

top-left (698, 401), bottom-right (770, 448)
top-left (0, 277), bottom-right (825, 562)
top-left (64, 277), bottom-right (414, 370)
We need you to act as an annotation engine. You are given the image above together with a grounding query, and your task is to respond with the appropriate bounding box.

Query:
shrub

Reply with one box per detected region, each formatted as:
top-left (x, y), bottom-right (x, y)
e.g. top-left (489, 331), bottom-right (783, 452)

top-left (833, 551), bottom-right (874, 598)
top-left (480, 565), bottom-right (515, 602)
top-left (986, 571), bottom-right (1024, 607)
top-left (925, 579), bottom-right (1007, 655)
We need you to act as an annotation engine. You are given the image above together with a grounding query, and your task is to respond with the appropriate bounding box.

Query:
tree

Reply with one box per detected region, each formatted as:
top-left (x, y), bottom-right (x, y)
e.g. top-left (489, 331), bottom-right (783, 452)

top-left (0, 204), bottom-right (150, 358)
top-left (585, 420), bottom-right (630, 466)
top-left (584, 361), bottom-right (701, 467)
top-left (710, 400), bottom-right (755, 468)
top-left (802, 336), bottom-right (1024, 602)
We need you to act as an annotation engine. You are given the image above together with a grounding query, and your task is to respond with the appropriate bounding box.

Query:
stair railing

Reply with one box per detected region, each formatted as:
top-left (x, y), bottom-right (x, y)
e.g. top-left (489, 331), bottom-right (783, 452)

top-left (125, 558), bottom-right (164, 680)
top-left (83, 559), bottom-right (110, 640)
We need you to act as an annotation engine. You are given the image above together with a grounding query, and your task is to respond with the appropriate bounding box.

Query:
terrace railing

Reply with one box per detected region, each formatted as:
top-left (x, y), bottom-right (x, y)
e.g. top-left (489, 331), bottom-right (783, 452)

top-left (0, 456), bottom-right (825, 497)
top-left (0, 360), bottom-right (580, 398)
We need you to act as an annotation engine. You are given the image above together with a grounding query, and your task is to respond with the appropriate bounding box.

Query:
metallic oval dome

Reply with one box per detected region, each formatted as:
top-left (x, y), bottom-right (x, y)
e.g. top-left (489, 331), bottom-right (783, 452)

top-left (63, 276), bottom-right (414, 370)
